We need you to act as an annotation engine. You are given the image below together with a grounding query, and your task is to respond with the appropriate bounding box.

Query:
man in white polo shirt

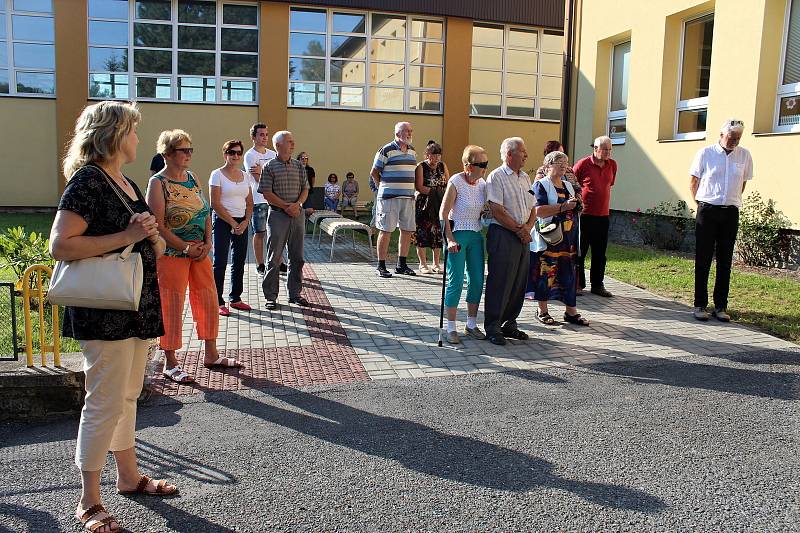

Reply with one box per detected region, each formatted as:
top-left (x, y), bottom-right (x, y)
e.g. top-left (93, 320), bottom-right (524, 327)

top-left (245, 123), bottom-right (277, 281)
top-left (689, 118), bottom-right (753, 322)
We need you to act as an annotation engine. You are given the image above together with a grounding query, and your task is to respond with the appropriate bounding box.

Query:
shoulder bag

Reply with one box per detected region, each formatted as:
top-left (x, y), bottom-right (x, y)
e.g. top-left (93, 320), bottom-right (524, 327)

top-left (48, 168), bottom-right (144, 311)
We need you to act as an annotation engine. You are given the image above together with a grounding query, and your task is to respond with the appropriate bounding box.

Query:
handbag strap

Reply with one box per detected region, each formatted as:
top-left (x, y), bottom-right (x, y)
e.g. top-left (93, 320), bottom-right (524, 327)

top-left (89, 164), bottom-right (140, 259)
top-left (91, 163), bottom-right (136, 216)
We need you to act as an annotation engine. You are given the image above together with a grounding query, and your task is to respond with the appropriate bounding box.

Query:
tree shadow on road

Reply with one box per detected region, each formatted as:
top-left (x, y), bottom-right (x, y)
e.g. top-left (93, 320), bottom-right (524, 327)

top-left (205, 386), bottom-right (667, 514)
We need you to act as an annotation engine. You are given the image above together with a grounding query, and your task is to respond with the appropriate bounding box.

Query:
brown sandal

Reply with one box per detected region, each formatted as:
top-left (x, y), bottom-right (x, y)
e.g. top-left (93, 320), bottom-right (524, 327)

top-left (77, 504), bottom-right (120, 532)
top-left (118, 474), bottom-right (179, 496)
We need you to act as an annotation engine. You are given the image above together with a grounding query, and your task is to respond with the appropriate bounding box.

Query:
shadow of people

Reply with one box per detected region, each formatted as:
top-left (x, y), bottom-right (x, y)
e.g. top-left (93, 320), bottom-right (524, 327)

top-left (204, 387), bottom-right (666, 514)
top-left (586, 357), bottom-right (800, 400)
top-left (133, 439), bottom-right (237, 486)
top-left (0, 503), bottom-right (60, 532)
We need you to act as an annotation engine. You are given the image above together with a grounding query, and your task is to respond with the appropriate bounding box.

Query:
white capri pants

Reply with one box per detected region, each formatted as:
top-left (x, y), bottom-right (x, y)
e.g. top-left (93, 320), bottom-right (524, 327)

top-left (75, 337), bottom-right (151, 471)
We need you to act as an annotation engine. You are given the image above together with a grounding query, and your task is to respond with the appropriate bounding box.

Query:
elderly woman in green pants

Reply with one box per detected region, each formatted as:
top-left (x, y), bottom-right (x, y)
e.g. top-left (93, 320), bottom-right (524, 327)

top-left (438, 145), bottom-right (490, 344)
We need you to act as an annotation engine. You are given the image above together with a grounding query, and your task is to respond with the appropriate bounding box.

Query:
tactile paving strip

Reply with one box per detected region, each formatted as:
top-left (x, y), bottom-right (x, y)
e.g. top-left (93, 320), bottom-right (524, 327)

top-left (149, 265), bottom-right (369, 396)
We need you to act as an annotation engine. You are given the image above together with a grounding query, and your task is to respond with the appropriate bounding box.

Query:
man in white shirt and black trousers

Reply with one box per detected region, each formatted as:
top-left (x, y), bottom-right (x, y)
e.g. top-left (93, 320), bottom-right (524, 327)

top-left (689, 118), bottom-right (753, 322)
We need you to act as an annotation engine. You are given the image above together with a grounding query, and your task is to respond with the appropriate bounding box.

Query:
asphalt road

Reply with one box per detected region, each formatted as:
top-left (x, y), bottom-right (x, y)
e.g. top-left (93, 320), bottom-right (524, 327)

top-left (2, 349), bottom-right (799, 532)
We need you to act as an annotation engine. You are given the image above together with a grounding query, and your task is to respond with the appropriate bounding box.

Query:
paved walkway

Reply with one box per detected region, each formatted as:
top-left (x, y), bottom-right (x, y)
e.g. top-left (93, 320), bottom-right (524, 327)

top-left (150, 234), bottom-right (796, 395)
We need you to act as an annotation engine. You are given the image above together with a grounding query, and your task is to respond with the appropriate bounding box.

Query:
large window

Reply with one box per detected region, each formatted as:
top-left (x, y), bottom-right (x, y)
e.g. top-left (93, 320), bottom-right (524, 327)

top-left (470, 23), bottom-right (563, 120)
top-left (0, 0), bottom-right (56, 97)
top-left (288, 8), bottom-right (444, 112)
top-left (607, 41), bottom-right (630, 144)
top-left (675, 13), bottom-right (714, 139)
top-left (88, 0), bottom-right (259, 104)
top-left (777, 0), bottom-right (800, 132)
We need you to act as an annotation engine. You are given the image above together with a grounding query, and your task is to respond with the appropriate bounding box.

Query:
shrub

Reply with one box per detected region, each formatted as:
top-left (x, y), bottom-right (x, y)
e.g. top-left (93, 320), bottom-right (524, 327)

top-left (737, 192), bottom-right (791, 267)
top-left (0, 226), bottom-right (53, 283)
top-left (635, 200), bottom-right (695, 250)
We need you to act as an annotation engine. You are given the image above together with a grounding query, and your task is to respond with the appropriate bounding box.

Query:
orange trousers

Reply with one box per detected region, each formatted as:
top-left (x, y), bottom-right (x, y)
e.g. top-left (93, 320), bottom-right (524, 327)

top-left (157, 255), bottom-right (219, 351)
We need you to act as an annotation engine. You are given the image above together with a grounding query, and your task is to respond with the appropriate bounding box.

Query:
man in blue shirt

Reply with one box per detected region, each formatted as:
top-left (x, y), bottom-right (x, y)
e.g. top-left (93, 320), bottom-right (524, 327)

top-left (371, 122), bottom-right (418, 278)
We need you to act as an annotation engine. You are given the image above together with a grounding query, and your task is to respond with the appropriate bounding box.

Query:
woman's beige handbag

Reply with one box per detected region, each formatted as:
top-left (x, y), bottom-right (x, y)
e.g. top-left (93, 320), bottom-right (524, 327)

top-left (48, 242), bottom-right (143, 310)
top-left (48, 166), bottom-right (144, 311)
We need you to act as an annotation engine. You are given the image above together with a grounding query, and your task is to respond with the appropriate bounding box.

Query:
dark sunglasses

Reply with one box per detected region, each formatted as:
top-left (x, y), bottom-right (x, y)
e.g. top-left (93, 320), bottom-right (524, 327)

top-left (174, 147), bottom-right (194, 155)
top-left (225, 149), bottom-right (243, 156)
top-left (470, 161), bottom-right (489, 168)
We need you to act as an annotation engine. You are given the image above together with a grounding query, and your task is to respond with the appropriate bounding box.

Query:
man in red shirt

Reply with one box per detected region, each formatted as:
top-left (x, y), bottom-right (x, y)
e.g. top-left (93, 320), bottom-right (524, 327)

top-left (573, 136), bottom-right (617, 297)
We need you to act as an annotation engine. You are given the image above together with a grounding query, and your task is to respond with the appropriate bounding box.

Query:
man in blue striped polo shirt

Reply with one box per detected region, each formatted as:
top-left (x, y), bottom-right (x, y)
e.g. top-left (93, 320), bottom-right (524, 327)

top-left (371, 122), bottom-right (418, 278)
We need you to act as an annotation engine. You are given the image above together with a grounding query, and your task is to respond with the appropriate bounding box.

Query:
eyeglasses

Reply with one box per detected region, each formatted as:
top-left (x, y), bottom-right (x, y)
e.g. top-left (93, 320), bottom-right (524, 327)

top-left (174, 147), bottom-right (194, 155)
top-left (469, 161), bottom-right (489, 169)
top-left (729, 120), bottom-right (744, 127)
top-left (225, 149), bottom-right (243, 156)
top-left (300, 157), bottom-right (309, 161)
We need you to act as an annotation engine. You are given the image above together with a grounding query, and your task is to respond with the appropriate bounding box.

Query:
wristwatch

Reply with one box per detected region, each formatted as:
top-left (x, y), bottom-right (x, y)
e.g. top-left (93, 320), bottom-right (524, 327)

top-left (182, 243), bottom-right (191, 255)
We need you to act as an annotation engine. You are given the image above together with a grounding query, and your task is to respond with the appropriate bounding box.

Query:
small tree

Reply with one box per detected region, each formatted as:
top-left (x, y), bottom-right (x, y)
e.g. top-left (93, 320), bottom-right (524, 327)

top-left (635, 200), bottom-right (694, 250)
top-left (0, 226), bottom-right (54, 284)
top-left (737, 192), bottom-right (791, 267)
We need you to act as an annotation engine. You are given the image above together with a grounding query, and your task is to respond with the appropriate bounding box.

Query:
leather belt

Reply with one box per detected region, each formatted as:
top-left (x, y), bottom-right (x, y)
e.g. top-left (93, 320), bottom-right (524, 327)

top-left (698, 201), bottom-right (737, 209)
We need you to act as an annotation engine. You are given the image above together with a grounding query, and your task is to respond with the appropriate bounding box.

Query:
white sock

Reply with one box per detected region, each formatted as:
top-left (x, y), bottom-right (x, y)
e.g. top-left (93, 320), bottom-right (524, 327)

top-left (467, 316), bottom-right (477, 329)
top-left (447, 320), bottom-right (457, 333)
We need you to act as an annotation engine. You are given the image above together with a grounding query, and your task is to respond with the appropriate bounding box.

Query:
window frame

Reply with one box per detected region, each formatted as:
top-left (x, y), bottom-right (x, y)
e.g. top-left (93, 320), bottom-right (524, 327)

top-left (775, 0), bottom-right (800, 133)
top-left (287, 6), bottom-right (445, 113)
top-left (87, 0), bottom-right (259, 105)
top-left (0, 0), bottom-right (56, 98)
top-left (674, 11), bottom-right (714, 140)
top-left (607, 39), bottom-right (630, 145)
top-left (469, 23), bottom-right (564, 122)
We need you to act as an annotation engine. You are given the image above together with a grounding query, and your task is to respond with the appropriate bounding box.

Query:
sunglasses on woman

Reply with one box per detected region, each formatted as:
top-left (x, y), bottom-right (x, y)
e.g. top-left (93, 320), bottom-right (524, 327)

top-left (470, 161), bottom-right (489, 168)
top-left (174, 147), bottom-right (194, 155)
top-left (225, 149), bottom-right (243, 156)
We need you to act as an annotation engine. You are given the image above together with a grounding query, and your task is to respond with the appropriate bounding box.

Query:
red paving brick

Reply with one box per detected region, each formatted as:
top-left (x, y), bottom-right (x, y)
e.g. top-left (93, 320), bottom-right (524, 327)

top-left (150, 265), bottom-right (369, 396)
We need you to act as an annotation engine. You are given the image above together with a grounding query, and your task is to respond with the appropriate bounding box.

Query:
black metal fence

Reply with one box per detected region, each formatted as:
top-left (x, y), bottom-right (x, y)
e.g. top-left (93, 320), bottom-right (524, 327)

top-left (0, 282), bottom-right (19, 361)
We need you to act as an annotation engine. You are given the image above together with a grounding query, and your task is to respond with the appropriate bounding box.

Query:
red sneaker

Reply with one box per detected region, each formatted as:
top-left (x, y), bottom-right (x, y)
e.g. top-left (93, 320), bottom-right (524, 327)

top-left (229, 301), bottom-right (252, 311)
top-left (218, 305), bottom-right (230, 316)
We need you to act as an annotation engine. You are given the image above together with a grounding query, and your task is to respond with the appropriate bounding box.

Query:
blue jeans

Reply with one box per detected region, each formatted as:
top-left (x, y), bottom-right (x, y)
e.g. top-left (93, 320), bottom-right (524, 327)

top-left (213, 215), bottom-right (249, 305)
top-left (324, 197), bottom-right (338, 211)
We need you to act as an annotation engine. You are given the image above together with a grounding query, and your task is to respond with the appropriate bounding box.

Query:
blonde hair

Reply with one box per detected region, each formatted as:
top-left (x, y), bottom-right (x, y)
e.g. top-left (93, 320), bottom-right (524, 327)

top-left (63, 101), bottom-right (141, 179)
top-left (157, 129), bottom-right (192, 156)
top-left (461, 145), bottom-right (486, 166)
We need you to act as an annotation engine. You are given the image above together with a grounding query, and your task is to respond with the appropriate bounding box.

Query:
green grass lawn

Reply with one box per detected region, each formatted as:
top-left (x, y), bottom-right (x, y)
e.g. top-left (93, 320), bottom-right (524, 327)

top-left (600, 243), bottom-right (800, 343)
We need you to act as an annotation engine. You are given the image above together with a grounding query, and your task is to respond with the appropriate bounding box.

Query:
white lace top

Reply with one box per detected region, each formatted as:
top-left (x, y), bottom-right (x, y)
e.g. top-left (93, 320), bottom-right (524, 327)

top-left (448, 172), bottom-right (487, 232)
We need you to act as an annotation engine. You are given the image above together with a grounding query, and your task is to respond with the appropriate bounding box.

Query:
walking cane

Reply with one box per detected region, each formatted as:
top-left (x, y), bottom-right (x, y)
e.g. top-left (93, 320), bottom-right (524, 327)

top-left (438, 219), bottom-right (449, 346)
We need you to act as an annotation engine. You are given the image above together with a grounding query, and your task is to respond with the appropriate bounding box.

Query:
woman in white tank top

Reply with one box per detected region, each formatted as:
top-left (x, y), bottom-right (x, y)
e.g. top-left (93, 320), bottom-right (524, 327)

top-left (437, 145), bottom-right (490, 344)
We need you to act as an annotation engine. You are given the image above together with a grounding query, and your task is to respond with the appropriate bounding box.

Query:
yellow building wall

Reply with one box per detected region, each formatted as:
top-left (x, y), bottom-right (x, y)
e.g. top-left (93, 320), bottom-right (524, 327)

top-left (574, 0), bottom-right (800, 226)
top-left (468, 118), bottom-right (561, 173)
top-left (125, 103), bottom-right (258, 192)
top-left (0, 99), bottom-right (59, 206)
top-left (287, 108), bottom-right (443, 190)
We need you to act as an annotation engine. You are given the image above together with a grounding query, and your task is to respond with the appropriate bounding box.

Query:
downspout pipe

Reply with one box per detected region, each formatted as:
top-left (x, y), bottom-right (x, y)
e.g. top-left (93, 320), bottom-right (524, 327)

top-left (560, 0), bottom-right (576, 154)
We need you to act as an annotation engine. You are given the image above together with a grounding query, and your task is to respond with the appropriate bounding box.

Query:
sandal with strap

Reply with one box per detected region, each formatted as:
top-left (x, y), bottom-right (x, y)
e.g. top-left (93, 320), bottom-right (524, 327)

top-left (118, 474), bottom-right (179, 496)
top-left (564, 312), bottom-right (590, 326)
top-left (162, 366), bottom-right (194, 384)
top-left (77, 503), bottom-right (120, 532)
top-left (536, 311), bottom-right (557, 325)
top-left (204, 356), bottom-right (244, 369)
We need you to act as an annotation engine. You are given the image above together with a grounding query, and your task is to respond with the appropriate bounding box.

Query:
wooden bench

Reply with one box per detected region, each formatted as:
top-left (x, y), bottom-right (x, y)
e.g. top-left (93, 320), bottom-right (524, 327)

top-left (338, 200), bottom-right (370, 218)
top-left (318, 217), bottom-right (374, 261)
top-left (308, 210), bottom-right (342, 241)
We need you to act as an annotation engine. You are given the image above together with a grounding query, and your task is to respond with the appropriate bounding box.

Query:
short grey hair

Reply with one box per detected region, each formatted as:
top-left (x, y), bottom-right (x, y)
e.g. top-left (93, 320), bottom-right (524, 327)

top-left (500, 137), bottom-right (524, 161)
top-left (543, 150), bottom-right (568, 167)
top-left (593, 135), bottom-right (612, 148)
top-left (272, 130), bottom-right (292, 147)
top-left (720, 118), bottom-right (745, 134)
top-left (394, 121), bottom-right (411, 135)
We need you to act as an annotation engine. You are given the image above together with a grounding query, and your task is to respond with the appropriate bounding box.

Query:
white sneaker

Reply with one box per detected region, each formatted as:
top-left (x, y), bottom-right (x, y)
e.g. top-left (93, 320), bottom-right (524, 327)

top-left (446, 330), bottom-right (461, 344)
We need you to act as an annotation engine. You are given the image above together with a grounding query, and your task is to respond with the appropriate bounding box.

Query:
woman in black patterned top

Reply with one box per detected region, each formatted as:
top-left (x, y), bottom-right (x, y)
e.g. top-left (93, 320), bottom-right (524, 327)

top-left (50, 101), bottom-right (177, 533)
top-left (413, 140), bottom-right (450, 273)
